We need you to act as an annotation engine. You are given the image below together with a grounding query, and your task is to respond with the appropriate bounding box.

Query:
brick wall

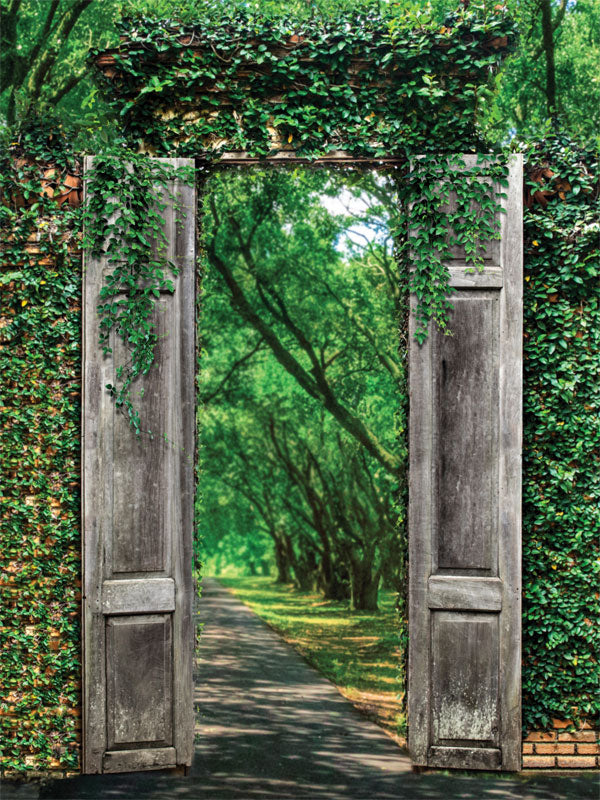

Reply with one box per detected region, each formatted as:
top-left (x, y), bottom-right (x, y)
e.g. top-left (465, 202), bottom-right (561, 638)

top-left (522, 720), bottom-right (599, 769)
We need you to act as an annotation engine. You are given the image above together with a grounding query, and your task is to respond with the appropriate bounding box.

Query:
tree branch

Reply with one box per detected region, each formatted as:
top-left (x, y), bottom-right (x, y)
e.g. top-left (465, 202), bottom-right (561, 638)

top-left (201, 337), bottom-right (264, 403)
top-left (48, 66), bottom-right (87, 105)
top-left (25, 0), bottom-right (92, 106)
top-left (207, 206), bottom-right (402, 477)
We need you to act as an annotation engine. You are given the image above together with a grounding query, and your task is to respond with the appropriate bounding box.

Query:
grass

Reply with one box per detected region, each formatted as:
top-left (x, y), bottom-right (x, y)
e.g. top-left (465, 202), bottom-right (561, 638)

top-left (215, 575), bottom-right (406, 745)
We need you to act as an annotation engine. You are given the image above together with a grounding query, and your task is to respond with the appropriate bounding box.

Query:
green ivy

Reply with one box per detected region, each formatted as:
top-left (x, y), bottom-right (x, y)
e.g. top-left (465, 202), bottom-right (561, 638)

top-left (520, 132), bottom-right (599, 732)
top-left (0, 116), bottom-right (82, 774)
top-left (82, 154), bottom-right (194, 432)
top-left (85, 4), bottom-right (513, 397)
top-left (92, 3), bottom-right (516, 161)
top-left (395, 154), bottom-right (507, 341)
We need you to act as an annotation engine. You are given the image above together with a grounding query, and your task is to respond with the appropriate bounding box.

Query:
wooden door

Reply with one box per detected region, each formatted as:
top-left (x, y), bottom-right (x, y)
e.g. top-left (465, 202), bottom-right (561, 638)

top-left (82, 157), bottom-right (196, 773)
top-left (408, 155), bottom-right (523, 771)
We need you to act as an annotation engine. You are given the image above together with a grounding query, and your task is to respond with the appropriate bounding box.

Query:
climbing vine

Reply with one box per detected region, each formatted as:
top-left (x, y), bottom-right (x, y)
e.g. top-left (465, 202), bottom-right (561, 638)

top-left (395, 154), bottom-right (507, 341)
top-left (93, 3), bottom-right (516, 160)
top-left (82, 154), bottom-right (194, 432)
top-left (520, 132), bottom-right (599, 732)
top-left (0, 116), bottom-right (82, 775)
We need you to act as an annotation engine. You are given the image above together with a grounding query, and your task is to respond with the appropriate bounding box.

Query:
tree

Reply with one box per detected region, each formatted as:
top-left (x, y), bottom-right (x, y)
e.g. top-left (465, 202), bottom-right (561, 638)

top-left (204, 168), bottom-right (404, 478)
top-left (481, 0), bottom-right (600, 140)
top-left (0, 0), bottom-right (117, 129)
top-left (198, 167), bottom-right (408, 610)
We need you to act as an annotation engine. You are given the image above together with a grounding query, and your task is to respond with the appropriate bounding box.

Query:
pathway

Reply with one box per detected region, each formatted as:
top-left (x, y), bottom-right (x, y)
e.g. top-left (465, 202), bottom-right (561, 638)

top-left (3, 579), bottom-right (597, 799)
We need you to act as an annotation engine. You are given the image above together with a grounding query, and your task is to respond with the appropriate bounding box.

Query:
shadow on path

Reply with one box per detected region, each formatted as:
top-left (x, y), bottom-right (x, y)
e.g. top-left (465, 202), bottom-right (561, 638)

top-left (3, 579), bottom-right (598, 799)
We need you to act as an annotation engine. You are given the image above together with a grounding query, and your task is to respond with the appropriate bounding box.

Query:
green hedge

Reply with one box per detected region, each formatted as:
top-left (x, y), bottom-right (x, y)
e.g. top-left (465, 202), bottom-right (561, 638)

top-left (521, 133), bottom-right (599, 731)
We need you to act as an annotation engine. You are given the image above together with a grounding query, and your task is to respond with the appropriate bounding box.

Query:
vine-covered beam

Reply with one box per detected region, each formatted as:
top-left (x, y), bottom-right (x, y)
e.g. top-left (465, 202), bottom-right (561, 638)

top-left (90, 3), bottom-right (516, 160)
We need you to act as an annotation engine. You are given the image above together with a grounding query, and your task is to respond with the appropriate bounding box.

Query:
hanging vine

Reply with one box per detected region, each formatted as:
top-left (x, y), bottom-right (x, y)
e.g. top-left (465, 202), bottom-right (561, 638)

top-left (82, 154), bottom-right (194, 432)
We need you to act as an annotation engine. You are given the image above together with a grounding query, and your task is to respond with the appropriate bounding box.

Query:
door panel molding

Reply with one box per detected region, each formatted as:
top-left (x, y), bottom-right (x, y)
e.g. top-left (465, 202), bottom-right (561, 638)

top-left (82, 157), bottom-right (195, 774)
top-left (408, 154), bottom-right (523, 771)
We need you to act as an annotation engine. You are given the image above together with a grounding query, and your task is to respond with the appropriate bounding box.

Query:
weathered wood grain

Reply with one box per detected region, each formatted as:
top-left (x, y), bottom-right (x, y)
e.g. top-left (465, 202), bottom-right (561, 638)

top-left (101, 578), bottom-right (176, 614)
top-left (102, 747), bottom-right (177, 773)
top-left (428, 746), bottom-right (501, 770)
top-left (171, 161), bottom-right (196, 769)
top-left (448, 267), bottom-right (503, 289)
top-left (434, 292), bottom-right (498, 573)
top-left (428, 577), bottom-right (502, 611)
top-left (431, 613), bottom-right (499, 742)
top-left (82, 158), bottom-right (195, 774)
top-left (408, 155), bottom-right (522, 772)
top-left (497, 154), bottom-right (523, 772)
top-left (106, 615), bottom-right (173, 748)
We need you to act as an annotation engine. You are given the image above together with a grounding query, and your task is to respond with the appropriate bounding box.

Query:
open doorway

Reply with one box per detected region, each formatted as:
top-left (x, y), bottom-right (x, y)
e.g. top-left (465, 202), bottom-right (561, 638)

top-left (81, 153), bottom-right (521, 776)
top-left (196, 165), bottom-right (408, 739)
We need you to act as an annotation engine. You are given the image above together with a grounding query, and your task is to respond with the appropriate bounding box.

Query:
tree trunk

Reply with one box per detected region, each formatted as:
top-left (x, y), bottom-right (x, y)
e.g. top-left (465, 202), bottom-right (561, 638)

top-left (540, 0), bottom-right (557, 115)
top-left (273, 536), bottom-right (291, 583)
top-left (349, 555), bottom-right (380, 611)
top-left (319, 557), bottom-right (349, 601)
top-left (292, 548), bottom-right (319, 592)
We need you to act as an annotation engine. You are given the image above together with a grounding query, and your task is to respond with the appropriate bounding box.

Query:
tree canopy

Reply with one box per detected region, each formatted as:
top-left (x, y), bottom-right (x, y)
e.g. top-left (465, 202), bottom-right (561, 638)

top-left (198, 167), bottom-right (407, 609)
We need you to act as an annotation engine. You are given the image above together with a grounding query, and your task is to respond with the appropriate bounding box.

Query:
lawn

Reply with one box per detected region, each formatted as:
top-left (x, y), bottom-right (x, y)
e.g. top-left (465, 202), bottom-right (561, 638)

top-left (215, 576), bottom-right (406, 745)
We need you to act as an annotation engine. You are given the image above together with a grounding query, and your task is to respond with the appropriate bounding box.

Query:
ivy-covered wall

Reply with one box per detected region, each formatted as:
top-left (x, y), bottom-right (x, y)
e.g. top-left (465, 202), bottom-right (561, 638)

top-left (92, 6), bottom-right (515, 159)
top-left (521, 135), bottom-right (599, 735)
top-left (0, 124), bottom-right (83, 776)
top-left (2, 130), bottom-right (597, 778)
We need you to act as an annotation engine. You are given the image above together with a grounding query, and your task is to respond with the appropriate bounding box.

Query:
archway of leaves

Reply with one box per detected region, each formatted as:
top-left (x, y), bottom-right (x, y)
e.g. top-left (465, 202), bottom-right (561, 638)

top-left (84, 2), bottom-right (516, 695)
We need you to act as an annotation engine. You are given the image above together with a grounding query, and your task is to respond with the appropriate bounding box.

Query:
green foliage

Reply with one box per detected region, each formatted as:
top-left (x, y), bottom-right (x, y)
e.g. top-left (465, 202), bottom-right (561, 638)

top-left (86, 5), bottom-right (513, 368)
top-left (0, 0), bottom-right (120, 136)
top-left (482, 0), bottom-right (600, 143)
top-left (199, 167), bottom-right (406, 605)
top-left (520, 132), bottom-right (599, 731)
top-left (91, 3), bottom-right (515, 160)
top-left (0, 3), bottom-right (597, 780)
top-left (82, 153), bottom-right (193, 432)
top-left (397, 154), bottom-right (508, 341)
top-left (0, 124), bottom-right (82, 774)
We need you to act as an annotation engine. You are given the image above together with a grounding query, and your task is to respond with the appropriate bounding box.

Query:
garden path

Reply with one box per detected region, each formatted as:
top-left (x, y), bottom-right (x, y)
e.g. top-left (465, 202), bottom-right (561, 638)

top-left (3, 579), bottom-right (597, 799)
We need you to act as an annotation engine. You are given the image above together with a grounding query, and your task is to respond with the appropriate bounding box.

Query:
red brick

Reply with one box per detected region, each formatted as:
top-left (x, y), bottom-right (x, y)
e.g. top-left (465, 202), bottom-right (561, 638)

top-left (558, 730), bottom-right (598, 743)
top-left (522, 755), bottom-right (556, 768)
top-left (556, 743), bottom-right (577, 755)
top-left (552, 718), bottom-right (573, 729)
top-left (577, 743), bottom-right (600, 755)
top-left (536, 742), bottom-right (575, 755)
top-left (556, 756), bottom-right (597, 768)
top-left (522, 743), bottom-right (534, 754)
top-left (525, 731), bottom-right (556, 742)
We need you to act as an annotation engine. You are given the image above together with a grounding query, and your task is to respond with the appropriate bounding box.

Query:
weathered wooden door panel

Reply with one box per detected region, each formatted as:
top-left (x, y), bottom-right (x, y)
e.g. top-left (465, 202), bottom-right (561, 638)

top-left (408, 155), bottom-right (522, 771)
top-left (82, 158), bottom-right (195, 774)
